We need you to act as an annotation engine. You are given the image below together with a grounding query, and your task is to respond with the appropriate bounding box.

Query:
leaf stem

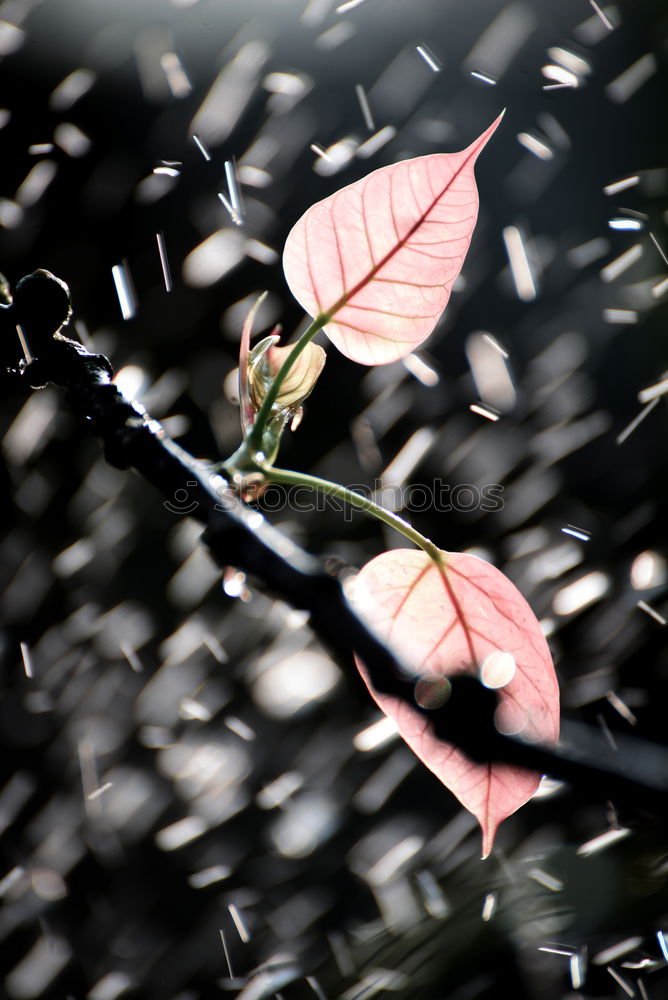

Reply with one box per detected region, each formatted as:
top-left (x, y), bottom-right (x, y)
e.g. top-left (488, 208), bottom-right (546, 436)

top-left (247, 313), bottom-right (328, 450)
top-left (265, 465), bottom-right (443, 562)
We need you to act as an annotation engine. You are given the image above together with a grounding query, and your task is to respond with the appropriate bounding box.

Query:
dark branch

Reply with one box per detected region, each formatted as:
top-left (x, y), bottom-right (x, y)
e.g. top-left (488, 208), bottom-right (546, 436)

top-left (4, 269), bottom-right (668, 817)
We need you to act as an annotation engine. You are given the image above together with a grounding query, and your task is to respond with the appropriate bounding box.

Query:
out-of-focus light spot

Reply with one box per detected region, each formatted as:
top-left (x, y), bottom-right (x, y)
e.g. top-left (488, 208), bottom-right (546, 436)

top-left (503, 225), bottom-right (537, 301)
top-left (156, 815), bottom-right (208, 851)
top-left (28, 143), bottom-right (54, 155)
top-left (256, 771), bottom-right (303, 809)
top-left (638, 376), bottom-right (668, 404)
top-left (237, 164), bottom-right (272, 187)
top-left (49, 68), bottom-right (96, 111)
top-left (15, 160), bottom-right (57, 207)
top-left (402, 352), bottom-right (439, 387)
top-left (135, 171), bottom-right (179, 203)
top-left (54, 122), bottom-right (91, 157)
top-left (160, 51), bottom-right (192, 98)
top-left (353, 715), bottom-right (399, 752)
top-left (270, 793), bottom-right (339, 858)
top-left (243, 238), bottom-right (278, 265)
top-left (631, 551), bottom-right (666, 590)
top-left (547, 46), bottom-right (592, 77)
top-left (0, 20), bottom-right (24, 55)
top-left (0, 197), bottom-right (23, 229)
top-left (481, 651), bottom-right (516, 689)
top-left (188, 865), bottom-right (231, 888)
top-left (577, 826), bottom-right (631, 856)
top-left (31, 868), bottom-right (67, 901)
top-left (5, 935), bottom-right (71, 999)
top-left (607, 53), bottom-right (656, 103)
top-left (357, 125), bottom-right (396, 159)
top-left (603, 308), bottom-right (638, 324)
top-left (466, 332), bottom-right (516, 411)
top-left (541, 64), bottom-right (579, 88)
top-left (465, 5), bottom-right (537, 80)
top-left (315, 21), bottom-right (357, 51)
top-left (313, 136), bottom-right (357, 175)
top-left (114, 365), bottom-right (146, 402)
top-left (253, 650), bottom-right (340, 719)
top-left (263, 71), bottom-right (311, 97)
top-left (190, 41), bottom-right (268, 147)
top-left (532, 775), bottom-right (565, 798)
top-left (609, 217), bottom-right (643, 231)
top-left (528, 867), bottom-right (564, 891)
top-left (553, 571), bottom-right (609, 615)
top-left (182, 229), bottom-right (245, 288)
top-left (0, 108), bottom-right (11, 128)
top-left (567, 236), bottom-right (610, 268)
top-left (88, 971), bottom-right (134, 1000)
top-left (600, 243), bottom-right (643, 282)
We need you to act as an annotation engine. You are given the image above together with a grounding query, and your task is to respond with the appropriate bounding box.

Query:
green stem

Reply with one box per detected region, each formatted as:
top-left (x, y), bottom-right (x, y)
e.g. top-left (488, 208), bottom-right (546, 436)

top-left (247, 313), bottom-right (328, 450)
top-left (266, 465), bottom-right (443, 562)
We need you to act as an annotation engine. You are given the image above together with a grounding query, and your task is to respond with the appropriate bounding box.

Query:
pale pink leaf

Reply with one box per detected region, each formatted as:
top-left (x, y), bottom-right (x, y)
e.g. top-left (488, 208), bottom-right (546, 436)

top-left (283, 113), bottom-right (504, 366)
top-left (351, 548), bottom-right (559, 857)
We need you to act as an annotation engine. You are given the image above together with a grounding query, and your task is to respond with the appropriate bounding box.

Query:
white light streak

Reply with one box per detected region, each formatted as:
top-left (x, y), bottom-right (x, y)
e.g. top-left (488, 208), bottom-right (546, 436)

top-left (217, 191), bottom-right (242, 226)
top-left (470, 403), bottom-right (500, 421)
top-left (604, 175), bottom-right (640, 195)
top-left (588, 0), bottom-right (614, 30)
top-left (15, 160), bottom-right (57, 206)
top-left (570, 953), bottom-right (584, 989)
top-left (528, 867), bottom-right (564, 891)
top-left (562, 525), bottom-right (591, 542)
top-left (616, 398), bottom-right (659, 444)
top-left (631, 550), bottom-right (666, 590)
top-left (609, 218), bottom-right (643, 231)
top-left (122, 644), bottom-right (143, 673)
top-left (192, 133), bottom-right (211, 161)
top-left (637, 600), bottom-right (666, 626)
top-left (111, 262), bottom-right (137, 320)
top-left (481, 893), bottom-right (496, 921)
top-left (649, 232), bottom-right (668, 266)
top-left (607, 967), bottom-right (636, 997)
top-left (220, 929), bottom-right (234, 977)
top-left (638, 377), bottom-right (668, 404)
top-left (657, 930), bottom-right (668, 962)
top-left (357, 125), bottom-right (396, 159)
top-left (336, 0), bottom-right (367, 11)
top-left (229, 902), bottom-right (250, 942)
top-left (503, 225), bottom-right (537, 301)
top-left (224, 159), bottom-right (243, 219)
top-left (355, 83), bottom-right (374, 130)
top-left (416, 45), bottom-right (441, 72)
top-left (0, 865), bottom-right (25, 897)
top-left (539, 945), bottom-right (575, 956)
top-left (28, 143), bottom-right (54, 155)
top-left (87, 781), bottom-right (113, 801)
top-left (542, 65), bottom-right (579, 89)
top-left (606, 691), bottom-right (637, 725)
top-left (652, 276), bottom-right (668, 298)
top-left (19, 640), bottom-right (33, 678)
top-left (517, 132), bottom-right (553, 161)
top-left (600, 243), bottom-right (643, 282)
top-left (313, 136), bottom-right (358, 175)
top-left (470, 71), bottom-right (497, 85)
top-left (607, 53), bottom-right (656, 103)
top-left (156, 231), bottom-right (172, 292)
top-left (577, 826), bottom-right (631, 856)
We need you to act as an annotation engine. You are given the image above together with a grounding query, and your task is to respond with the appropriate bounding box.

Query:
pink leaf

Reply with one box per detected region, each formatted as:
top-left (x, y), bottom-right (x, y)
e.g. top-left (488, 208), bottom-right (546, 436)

top-left (351, 548), bottom-right (559, 857)
top-left (283, 113), bottom-right (504, 366)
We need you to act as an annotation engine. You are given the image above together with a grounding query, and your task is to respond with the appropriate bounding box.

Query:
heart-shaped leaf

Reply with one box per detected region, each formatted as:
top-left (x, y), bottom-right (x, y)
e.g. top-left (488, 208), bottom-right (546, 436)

top-left (283, 113), bottom-right (503, 366)
top-left (350, 548), bottom-right (559, 857)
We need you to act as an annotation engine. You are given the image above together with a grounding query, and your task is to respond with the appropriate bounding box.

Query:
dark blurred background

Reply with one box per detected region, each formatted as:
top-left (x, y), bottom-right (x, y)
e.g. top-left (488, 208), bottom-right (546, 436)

top-left (1, 1), bottom-right (668, 997)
